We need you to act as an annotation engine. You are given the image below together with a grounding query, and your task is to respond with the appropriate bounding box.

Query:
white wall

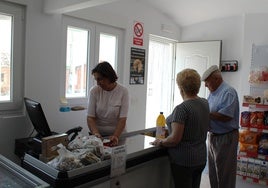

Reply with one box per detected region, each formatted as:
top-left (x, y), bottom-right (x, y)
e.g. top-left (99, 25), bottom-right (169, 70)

top-left (180, 14), bottom-right (268, 107)
top-left (67, 0), bottom-right (181, 132)
top-left (3, 0), bottom-right (268, 164)
top-left (0, 0), bottom-right (47, 163)
top-left (181, 16), bottom-right (244, 95)
top-left (1, 0), bottom-right (180, 162)
top-left (242, 13), bottom-right (268, 95)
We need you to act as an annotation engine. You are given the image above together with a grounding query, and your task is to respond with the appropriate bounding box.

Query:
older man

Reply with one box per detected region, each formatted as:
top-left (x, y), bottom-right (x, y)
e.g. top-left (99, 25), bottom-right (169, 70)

top-left (202, 65), bottom-right (239, 188)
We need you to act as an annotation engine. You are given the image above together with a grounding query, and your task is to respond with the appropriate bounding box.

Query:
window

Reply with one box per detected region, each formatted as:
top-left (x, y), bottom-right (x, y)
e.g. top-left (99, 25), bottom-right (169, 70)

top-left (0, 14), bottom-right (11, 101)
top-left (65, 26), bottom-right (89, 98)
top-left (0, 2), bottom-right (24, 112)
top-left (146, 35), bottom-right (176, 128)
top-left (99, 33), bottom-right (117, 70)
top-left (96, 24), bottom-right (123, 77)
top-left (61, 16), bottom-right (123, 105)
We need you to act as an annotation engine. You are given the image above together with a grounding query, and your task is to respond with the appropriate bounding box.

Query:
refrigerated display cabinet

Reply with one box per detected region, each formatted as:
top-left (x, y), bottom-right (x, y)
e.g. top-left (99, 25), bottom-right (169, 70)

top-left (0, 154), bottom-right (50, 188)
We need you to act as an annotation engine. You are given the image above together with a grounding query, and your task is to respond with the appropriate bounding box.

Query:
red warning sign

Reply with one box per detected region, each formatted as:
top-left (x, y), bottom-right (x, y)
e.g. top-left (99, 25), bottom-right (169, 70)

top-left (134, 22), bottom-right (143, 37)
top-left (133, 21), bottom-right (144, 46)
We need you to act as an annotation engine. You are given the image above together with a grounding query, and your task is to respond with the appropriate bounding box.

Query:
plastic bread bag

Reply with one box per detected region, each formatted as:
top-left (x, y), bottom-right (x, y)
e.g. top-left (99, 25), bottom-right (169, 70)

top-left (248, 67), bottom-right (262, 83)
top-left (78, 150), bottom-right (101, 166)
top-left (82, 135), bottom-right (102, 147)
top-left (47, 143), bottom-right (82, 171)
top-left (81, 135), bottom-right (104, 157)
top-left (68, 133), bottom-right (84, 150)
top-left (102, 146), bottom-right (112, 160)
top-left (72, 148), bottom-right (95, 155)
top-left (249, 66), bottom-right (268, 83)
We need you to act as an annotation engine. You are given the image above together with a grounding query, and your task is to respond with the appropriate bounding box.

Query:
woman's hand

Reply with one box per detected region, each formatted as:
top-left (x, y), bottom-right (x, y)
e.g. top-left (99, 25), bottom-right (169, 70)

top-left (94, 133), bottom-right (102, 140)
top-left (109, 135), bottom-right (119, 146)
top-left (150, 139), bottom-right (163, 147)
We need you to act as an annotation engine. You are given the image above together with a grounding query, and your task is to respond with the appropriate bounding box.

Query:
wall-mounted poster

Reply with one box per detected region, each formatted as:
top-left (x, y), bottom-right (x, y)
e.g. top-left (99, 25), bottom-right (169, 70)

top-left (129, 47), bottom-right (145, 85)
top-left (133, 21), bottom-right (144, 46)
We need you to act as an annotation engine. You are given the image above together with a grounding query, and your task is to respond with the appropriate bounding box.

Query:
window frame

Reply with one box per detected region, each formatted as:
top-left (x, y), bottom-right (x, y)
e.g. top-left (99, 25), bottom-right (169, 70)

top-left (65, 26), bottom-right (90, 99)
top-left (95, 24), bottom-right (124, 80)
top-left (61, 16), bottom-right (95, 106)
top-left (0, 1), bottom-right (25, 113)
top-left (61, 15), bottom-right (124, 106)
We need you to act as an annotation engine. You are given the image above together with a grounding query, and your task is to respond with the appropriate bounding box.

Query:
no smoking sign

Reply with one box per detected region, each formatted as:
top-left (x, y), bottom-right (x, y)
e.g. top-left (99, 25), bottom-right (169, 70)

top-left (134, 22), bottom-right (143, 37)
top-left (133, 21), bottom-right (144, 46)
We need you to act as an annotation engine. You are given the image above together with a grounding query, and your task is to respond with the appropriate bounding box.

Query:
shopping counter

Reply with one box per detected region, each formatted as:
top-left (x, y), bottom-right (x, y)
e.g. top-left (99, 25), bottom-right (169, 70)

top-left (21, 133), bottom-right (173, 188)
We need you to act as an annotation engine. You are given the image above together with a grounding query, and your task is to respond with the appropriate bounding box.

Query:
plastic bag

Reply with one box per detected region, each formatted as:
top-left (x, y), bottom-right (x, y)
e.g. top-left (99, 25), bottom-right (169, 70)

top-left (47, 144), bottom-right (82, 171)
top-left (249, 66), bottom-right (268, 83)
top-left (68, 133), bottom-right (84, 150)
top-left (77, 150), bottom-right (101, 166)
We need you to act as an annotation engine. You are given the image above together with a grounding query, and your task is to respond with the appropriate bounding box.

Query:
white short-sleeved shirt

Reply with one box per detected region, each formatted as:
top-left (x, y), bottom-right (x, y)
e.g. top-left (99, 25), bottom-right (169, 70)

top-left (87, 83), bottom-right (129, 135)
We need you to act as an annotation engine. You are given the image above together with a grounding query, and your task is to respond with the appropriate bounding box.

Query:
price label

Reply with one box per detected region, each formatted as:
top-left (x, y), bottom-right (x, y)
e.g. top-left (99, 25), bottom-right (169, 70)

top-left (110, 145), bottom-right (127, 177)
top-left (248, 104), bottom-right (257, 109)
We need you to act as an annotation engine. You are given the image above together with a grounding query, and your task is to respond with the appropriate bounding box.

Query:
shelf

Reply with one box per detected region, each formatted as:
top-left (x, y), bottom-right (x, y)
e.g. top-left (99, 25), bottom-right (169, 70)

top-left (249, 81), bottom-right (268, 87)
top-left (240, 126), bottom-right (268, 133)
top-left (239, 151), bottom-right (268, 160)
top-left (238, 45), bottom-right (268, 186)
top-left (237, 175), bottom-right (268, 186)
top-left (237, 153), bottom-right (268, 185)
top-left (242, 102), bottom-right (268, 108)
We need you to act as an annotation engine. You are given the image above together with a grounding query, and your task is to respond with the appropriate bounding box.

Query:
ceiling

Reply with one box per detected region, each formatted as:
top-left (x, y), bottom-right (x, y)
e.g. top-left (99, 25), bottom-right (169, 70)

top-left (144, 0), bottom-right (268, 26)
top-left (44, 0), bottom-right (268, 27)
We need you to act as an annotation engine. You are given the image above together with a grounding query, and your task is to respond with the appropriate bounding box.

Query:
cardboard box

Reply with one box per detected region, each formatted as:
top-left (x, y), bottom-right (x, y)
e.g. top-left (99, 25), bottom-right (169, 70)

top-left (247, 158), bottom-right (255, 177)
top-left (41, 133), bottom-right (68, 159)
top-left (240, 156), bottom-right (248, 176)
top-left (237, 156), bottom-right (243, 175)
top-left (260, 160), bottom-right (268, 179)
top-left (253, 159), bottom-right (262, 179)
top-left (39, 154), bottom-right (55, 163)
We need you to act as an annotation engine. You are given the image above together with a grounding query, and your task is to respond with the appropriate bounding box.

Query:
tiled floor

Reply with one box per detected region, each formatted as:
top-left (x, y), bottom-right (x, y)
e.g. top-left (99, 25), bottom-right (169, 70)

top-left (200, 173), bottom-right (267, 188)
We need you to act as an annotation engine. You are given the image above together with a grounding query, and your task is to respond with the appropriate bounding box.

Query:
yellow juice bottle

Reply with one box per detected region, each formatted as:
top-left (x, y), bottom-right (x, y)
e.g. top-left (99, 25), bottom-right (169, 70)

top-left (156, 112), bottom-right (166, 139)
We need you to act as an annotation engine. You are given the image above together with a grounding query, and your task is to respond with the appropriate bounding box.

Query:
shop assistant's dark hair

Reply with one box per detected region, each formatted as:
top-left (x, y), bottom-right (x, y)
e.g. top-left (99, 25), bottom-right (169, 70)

top-left (92, 61), bottom-right (118, 83)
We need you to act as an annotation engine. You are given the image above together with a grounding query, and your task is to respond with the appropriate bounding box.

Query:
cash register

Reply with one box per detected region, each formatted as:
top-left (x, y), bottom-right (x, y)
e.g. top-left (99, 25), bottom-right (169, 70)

top-left (15, 97), bottom-right (82, 159)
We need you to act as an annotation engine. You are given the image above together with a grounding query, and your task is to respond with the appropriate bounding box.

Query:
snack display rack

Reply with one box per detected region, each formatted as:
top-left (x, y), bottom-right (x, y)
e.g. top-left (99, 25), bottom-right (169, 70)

top-left (238, 101), bottom-right (268, 186)
top-left (241, 103), bottom-right (268, 133)
top-left (238, 98), bottom-right (268, 186)
top-left (237, 44), bottom-right (268, 186)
